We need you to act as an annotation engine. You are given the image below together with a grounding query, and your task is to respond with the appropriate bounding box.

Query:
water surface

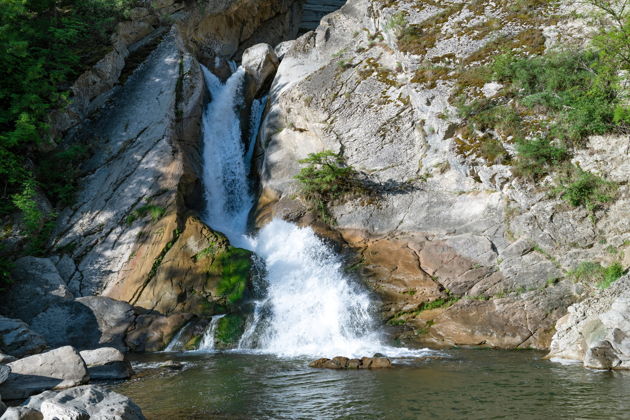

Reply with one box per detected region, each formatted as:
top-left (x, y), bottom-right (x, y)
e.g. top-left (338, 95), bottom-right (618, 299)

top-left (113, 350), bottom-right (630, 419)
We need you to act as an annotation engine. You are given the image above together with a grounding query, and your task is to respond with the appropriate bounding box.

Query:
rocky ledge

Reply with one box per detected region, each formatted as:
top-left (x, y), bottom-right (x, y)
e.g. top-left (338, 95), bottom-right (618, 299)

top-left (547, 274), bottom-right (630, 370)
top-left (309, 356), bottom-right (392, 369)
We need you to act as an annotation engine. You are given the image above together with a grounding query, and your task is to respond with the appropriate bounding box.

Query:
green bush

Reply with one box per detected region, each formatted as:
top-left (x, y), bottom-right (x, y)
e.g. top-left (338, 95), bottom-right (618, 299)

top-left (568, 261), bottom-right (626, 289)
top-left (512, 138), bottom-right (568, 179)
top-left (554, 168), bottom-right (616, 212)
top-left (295, 151), bottom-right (362, 223)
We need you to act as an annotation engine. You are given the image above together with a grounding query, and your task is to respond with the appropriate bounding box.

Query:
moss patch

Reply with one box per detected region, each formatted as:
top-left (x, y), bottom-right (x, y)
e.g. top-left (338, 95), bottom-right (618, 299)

top-left (208, 247), bottom-right (253, 304)
top-left (214, 314), bottom-right (246, 348)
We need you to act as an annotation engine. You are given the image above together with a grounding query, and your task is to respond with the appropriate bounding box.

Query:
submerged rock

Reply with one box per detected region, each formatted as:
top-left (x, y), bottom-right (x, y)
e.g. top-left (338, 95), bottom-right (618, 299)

top-left (0, 346), bottom-right (89, 400)
top-left (23, 385), bottom-right (145, 420)
top-left (309, 356), bottom-right (392, 369)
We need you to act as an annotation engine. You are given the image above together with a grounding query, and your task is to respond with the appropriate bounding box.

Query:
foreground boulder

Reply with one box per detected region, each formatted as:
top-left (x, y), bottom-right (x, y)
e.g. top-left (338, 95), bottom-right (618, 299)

top-left (29, 297), bottom-right (134, 352)
top-left (0, 257), bottom-right (73, 323)
top-left (79, 348), bottom-right (133, 380)
top-left (22, 385), bottom-right (145, 420)
top-left (547, 274), bottom-right (630, 370)
top-left (0, 317), bottom-right (47, 359)
top-left (0, 346), bottom-right (89, 400)
top-left (309, 356), bottom-right (392, 369)
top-left (0, 407), bottom-right (43, 420)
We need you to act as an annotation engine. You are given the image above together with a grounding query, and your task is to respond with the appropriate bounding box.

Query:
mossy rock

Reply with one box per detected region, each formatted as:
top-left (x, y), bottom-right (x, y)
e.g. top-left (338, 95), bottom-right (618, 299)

top-left (184, 335), bottom-right (202, 350)
top-left (214, 314), bottom-right (245, 349)
top-left (208, 247), bottom-right (253, 304)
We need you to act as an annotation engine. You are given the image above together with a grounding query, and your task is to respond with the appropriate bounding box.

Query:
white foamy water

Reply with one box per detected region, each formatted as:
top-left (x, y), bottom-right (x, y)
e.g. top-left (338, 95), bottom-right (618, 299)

top-left (199, 67), bottom-right (430, 358)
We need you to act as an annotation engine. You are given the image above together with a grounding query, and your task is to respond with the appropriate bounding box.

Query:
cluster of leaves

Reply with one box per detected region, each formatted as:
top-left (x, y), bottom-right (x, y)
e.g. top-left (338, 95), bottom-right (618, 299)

top-left (553, 167), bottom-right (617, 213)
top-left (294, 151), bottom-right (363, 223)
top-left (126, 204), bottom-right (166, 225)
top-left (568, 261), bottom-right (626, 289)
top-left (0, 0), bottom-right (137, 288)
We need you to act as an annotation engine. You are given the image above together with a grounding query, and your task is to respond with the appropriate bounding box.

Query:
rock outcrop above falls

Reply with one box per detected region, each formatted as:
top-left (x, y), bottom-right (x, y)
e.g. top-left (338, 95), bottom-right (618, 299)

top-left (255, 0), bottom-right (629, 349)
top-left (547, 274), bottom-right (630, 370)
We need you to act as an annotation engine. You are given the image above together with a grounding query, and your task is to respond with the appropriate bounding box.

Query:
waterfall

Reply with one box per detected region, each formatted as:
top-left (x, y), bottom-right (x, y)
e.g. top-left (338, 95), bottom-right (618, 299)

top-left (198, 315), bottom-right (226, 351)
top-left (199, 66), bottom-right (426, 358)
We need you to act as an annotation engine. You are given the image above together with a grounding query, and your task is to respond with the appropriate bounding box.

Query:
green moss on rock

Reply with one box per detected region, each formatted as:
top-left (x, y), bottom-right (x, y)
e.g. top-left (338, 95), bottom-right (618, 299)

top-left (208, 247), bottom-right (252, 304)
top-left (215, 314), bottom-right (246, 348)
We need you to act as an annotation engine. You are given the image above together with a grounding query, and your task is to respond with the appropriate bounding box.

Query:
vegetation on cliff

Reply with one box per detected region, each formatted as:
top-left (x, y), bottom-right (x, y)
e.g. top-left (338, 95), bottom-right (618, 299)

top-left (0, 0), bottom-right (139, 286)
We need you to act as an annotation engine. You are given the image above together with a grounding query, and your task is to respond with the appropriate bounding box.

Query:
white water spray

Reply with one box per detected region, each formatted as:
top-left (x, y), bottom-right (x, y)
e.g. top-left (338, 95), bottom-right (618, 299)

top-left (200, 66), bottom-right (428, 358)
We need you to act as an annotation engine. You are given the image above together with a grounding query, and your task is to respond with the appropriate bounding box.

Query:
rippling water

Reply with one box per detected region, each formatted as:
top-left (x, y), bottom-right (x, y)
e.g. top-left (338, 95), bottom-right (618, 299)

top-left (113, 350), bottom-right (630, 419)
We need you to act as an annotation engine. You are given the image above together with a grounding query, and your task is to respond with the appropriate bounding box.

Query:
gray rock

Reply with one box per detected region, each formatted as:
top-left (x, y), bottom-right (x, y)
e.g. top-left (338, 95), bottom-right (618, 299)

top-left (24, 386), bottom-right (145, 420)
top-left (1, 257), bottom-right (73, 323)
top-left (29, 297), bottom-right (134, 352)
top-left (548, 274), bottom-right (630, 369)
top-left (0, 365), bottom-right (9, 384)
top-left (54, 255), bottom-right (77, 285)
top-left (79, 348), bottom-right (133, 380)
top-left (0, 354), bottom-right (15, 364)
top-left (0, 407), bottom-right (43, 420)
top-left (0, 346), bottom-right (89, 400)
top-left (0, 398), bottom-right (5, 417)
top-left (0, 317), bottom-right (47, 358)
top-left (242, 43), bottom-right (279, 101)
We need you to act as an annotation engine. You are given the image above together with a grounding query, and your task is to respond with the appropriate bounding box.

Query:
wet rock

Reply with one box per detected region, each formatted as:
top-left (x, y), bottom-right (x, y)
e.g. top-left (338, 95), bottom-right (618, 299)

top-left (1, 257), bottom-right (73, 323)
top-left (0, 317), bottom-right (47, 359)
top-left (79, 348), bottom-right (133, 380)
top-left (0, 407), bottom-right (43, 420)
top-left (29, 297), bottom-right (134, 352)
top-left (548, 274), bottom-right (630, 369)
top-left (309, 356), bottom-right (392, 369)
top-left (24, 385), bottom-right (145, 420)
top-left (0, 397), bottom-right (5, 417)
top-left (159, 361), bottom-right (183, 370)
top-left (125, 312), bottom-right (192, 352)
top-left (0, 346), bottom-right (89, 400)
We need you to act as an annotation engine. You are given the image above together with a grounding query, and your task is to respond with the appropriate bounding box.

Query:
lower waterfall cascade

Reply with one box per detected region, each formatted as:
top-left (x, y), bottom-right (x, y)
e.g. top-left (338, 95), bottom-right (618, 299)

top-left (173, 65), bottom-right (429, 358)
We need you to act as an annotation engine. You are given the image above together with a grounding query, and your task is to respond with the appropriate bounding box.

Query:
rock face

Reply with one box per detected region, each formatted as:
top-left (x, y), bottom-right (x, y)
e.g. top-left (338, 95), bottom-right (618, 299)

top-left (309, 356), bottom-right (392, 369)
top-left (29, 297), bottom-right (135, 352)
top-left (23, 386), bottom-right (145, 420)
top-left (0, 346), bottom-right (89, 400)
top-left (255, 0), bottom-right (629, 349)
top-left (547, 274), bottom-right (630, 369)
top-left (0, 365), bottom-right (9, 384)
top-left (1, 257), bottom-right (73, 323)
top-left (242, 43), bottom-right (280, 101)
top-left (79, 348), bottom-right (133, 380)
top-left (125, 312), bottom-right (192, 352)
top-left (0, 317), bottom-right (47, 358)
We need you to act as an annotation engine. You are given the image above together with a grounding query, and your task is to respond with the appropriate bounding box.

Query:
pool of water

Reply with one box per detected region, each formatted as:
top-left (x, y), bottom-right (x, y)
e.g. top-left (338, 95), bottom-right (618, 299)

top-left (112, 350), bottom-right (630, 419)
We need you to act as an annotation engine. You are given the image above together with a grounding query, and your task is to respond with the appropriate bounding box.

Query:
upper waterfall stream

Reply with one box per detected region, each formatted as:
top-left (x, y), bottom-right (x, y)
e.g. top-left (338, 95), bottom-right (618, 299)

top-left (196, 65), bottom-right (426, 358)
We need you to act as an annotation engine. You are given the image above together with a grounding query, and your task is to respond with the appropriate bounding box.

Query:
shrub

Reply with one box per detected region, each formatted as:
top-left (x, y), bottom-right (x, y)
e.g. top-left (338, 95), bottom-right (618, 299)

top-left (126, 204), bottom-right (166, 225)
top-left (295, 151), bottom-right (362, 223)
top-left (512, 138), bottom-right (568, 179)
top-left (568, 261), bottom-right (626, 289)
top-left (554, 168), bottom-right (616, 212)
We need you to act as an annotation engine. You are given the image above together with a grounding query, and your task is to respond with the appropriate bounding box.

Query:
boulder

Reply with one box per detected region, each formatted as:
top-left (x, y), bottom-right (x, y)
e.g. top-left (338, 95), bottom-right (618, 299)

top-left (309, 356), bottom-right (392, 369)
top-left (24, 386), bottom-right (145, 420)
top-left (0, 397), bottom-right (5, 417)
top-left (242, 43), bottom-right (279, 101)
top-left (548, 274), bottom-right (630, 369)
top-left (0, 346), bottom-right (89, 400)
top-left (29, 297), bottom-right (134, 352)
top-left (0, 407), bottom-right (43, 420)
top-left (1, 257), bottom-right (73, 323)
top-left (79, 348), bottom-right (133, 380)
top-left (0, 317), bottom-right (47, 358)
top-left (0, 354), bottom-right (16, 364)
